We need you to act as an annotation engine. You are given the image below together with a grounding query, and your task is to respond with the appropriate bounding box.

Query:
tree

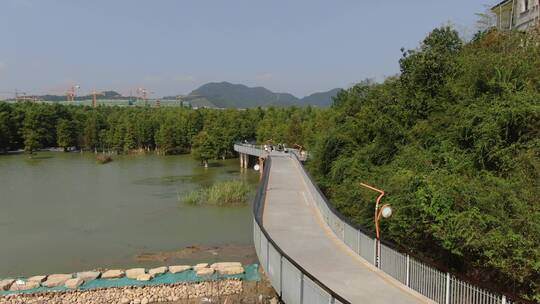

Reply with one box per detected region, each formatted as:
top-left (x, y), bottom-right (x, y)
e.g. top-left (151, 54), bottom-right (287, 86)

top-left (191, 131), bottom-right (215, 167)
top-left (399, 26), bottom-right (463, 121)
top-left (22, 107), bottom-right (53, 154)
top-left (83, 111), bottom-right (104, 152)
top-left (0, 111), bottom-right (11, 152)
top-left (56, 118), bottom-right (77, 151)
top-left (156, 121), bottom-right (176, 154)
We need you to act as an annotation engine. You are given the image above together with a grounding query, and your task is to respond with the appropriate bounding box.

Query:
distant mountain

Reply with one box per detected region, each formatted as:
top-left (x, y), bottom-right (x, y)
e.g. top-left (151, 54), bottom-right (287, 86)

top-left (185, 82), bottom-right (340, 108)
top-left (299, 88), bottom-right (341, 107)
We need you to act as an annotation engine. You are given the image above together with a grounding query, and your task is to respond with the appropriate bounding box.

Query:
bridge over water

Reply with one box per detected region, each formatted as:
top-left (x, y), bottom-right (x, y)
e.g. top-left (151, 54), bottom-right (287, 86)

top-left (234, 143), bottom-right (512, 304)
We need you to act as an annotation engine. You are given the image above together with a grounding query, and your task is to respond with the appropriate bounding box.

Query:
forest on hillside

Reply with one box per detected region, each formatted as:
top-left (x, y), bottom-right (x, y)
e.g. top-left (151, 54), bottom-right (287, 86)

top-left (307, 28), bottom-right (540, 302)
top-left (0, 26), bottom-right (538, 301)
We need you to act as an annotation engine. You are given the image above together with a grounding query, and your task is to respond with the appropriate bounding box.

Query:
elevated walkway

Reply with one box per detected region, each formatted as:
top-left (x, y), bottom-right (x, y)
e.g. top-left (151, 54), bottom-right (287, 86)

top-left (234, 143), bottom-right (510, 304)
top-left (264, 155), bottom-right (426, 303)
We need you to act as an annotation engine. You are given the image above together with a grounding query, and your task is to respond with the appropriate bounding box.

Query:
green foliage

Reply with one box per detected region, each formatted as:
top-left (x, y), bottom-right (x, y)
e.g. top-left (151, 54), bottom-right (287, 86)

top-left (191, 131), bottom-right (215, 166)
top-left (307, 27), bottom-right (540, 301)
top-left (56, 118), bottom-right (77, 151)
top-left (183, 180), bottom-right (251, 206)
top-left (22, 106), bottom-right (56, 154)
top-left (0, 110), bottom-right (11, 152)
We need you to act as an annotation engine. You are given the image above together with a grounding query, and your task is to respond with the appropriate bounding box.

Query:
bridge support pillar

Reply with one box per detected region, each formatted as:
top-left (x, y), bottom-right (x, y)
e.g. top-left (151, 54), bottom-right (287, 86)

top-left (240, 153), bottom-right (249, 168)
top-left (259, 157), bottom-right (264, 179)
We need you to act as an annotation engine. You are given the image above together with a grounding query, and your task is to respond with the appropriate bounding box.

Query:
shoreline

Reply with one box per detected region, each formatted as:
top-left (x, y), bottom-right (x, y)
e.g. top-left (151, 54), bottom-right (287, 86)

top-left (0, 279), bottom-right (278, 304)
top-left (0, 263), bottom-right (278, 304)
top-left (1, 263), bottom-right (258, 295)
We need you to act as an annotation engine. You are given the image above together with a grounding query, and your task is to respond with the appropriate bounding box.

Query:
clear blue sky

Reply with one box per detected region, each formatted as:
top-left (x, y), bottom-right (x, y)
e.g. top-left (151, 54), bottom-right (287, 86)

top-left (0, 0), bottom-right (498, 98)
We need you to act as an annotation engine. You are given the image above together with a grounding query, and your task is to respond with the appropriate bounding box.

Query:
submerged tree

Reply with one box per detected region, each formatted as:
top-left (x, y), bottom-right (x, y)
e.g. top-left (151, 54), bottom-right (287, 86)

top-left (191, 131), bottom-right (215, 167)
top-left (56, 118), bottom-right (77, 151)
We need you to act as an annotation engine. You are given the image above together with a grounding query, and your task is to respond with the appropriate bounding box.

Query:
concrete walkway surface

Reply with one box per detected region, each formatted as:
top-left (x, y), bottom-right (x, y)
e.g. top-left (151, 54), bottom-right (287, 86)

top-left (262, 155), bottom-right (430, 304)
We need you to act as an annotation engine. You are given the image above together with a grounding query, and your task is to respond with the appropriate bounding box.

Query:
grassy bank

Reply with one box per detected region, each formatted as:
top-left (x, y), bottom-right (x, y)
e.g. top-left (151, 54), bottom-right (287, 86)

top-left (183, 180), bottom-right (251, 206)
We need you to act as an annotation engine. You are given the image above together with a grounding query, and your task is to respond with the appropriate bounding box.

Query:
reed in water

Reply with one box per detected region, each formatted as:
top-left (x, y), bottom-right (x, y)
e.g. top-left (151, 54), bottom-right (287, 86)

top-left (96, 154), bottom-right (113, 164)
top-left (183, 180), bottom-right (250, 206)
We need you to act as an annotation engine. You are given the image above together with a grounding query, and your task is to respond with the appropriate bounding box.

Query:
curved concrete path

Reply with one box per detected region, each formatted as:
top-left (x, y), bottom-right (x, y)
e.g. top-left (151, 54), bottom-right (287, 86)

top-left (262, 154), bottom-right (431, 304)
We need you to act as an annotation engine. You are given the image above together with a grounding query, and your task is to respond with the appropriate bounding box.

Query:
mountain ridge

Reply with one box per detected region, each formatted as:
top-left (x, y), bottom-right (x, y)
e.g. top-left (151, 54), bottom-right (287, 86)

top-left (186, 81), bottom-right (340, 108)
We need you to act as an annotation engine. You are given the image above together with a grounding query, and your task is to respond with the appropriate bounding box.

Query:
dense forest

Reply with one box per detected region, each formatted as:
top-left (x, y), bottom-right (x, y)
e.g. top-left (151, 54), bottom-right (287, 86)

top-left (0, 101), bottom-right (322, 165)
top-left (307, 28), bottom-right (540, 301)
top-left (0, 26), bottom-right (538, 301)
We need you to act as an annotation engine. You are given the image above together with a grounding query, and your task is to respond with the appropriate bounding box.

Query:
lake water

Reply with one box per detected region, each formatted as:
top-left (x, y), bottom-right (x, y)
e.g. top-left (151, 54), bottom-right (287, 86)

top-left (0, 152), bottom-right (259, 277)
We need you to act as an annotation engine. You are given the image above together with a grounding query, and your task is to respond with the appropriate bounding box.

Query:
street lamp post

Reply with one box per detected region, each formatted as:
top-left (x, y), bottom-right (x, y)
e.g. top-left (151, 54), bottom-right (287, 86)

top-left (360, 182), bottom-right (392, 267)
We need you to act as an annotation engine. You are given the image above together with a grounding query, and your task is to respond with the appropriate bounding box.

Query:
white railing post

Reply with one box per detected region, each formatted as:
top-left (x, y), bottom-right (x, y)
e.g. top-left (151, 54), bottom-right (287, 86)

top-left (279, 256), bottom-right (283, 298)
top-left (374, 238), bottom-right (379, 267)
top-left (406, 254), bottom-right (410, 287)
top-left (502, 295), bottom-right (507, 304)
top-left (357, 230), bottom-right (361, 254)
top-left (266, 240), bottom-right (270, 271)
top-left (300, 273), bottom-right (304, 304)
top-left (445, 272), bottom-right (451, 304)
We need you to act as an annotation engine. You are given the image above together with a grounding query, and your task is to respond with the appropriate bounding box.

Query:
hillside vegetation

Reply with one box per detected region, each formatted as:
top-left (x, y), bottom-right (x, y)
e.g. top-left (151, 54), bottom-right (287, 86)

top-left (307, 28), bottom-right (540, 301)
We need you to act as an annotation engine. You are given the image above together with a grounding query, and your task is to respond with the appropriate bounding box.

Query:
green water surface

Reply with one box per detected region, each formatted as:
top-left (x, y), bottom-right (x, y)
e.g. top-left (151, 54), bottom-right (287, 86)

top-left (0, 152), bottom-right (258, 277)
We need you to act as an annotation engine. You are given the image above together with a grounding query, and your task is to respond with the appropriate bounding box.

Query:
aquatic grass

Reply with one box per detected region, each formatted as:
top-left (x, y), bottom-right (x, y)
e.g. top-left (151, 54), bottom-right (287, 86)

top-left (96, 154), bottom-right (113, 164)
top-left (182, 189), bottom-right (205, 205)
top-left (183, 180), bottom-right (251, 206)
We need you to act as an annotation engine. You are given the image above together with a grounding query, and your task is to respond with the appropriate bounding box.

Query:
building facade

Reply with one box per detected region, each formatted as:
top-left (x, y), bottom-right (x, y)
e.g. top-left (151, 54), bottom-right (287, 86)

top-left (492, 0), bottom-right (540, 31)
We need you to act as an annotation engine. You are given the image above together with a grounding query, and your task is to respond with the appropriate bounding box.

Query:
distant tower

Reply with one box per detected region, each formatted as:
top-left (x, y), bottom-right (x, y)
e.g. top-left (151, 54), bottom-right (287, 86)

top-left (156, 99), bottom-right (161, 108)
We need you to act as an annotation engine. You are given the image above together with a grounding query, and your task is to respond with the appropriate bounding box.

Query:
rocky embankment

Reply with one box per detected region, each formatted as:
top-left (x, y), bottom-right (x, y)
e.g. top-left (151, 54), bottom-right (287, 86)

top-left (0, 280), bottom-right (277, 304)
top-left (0, 263), bottom-right (278, 304)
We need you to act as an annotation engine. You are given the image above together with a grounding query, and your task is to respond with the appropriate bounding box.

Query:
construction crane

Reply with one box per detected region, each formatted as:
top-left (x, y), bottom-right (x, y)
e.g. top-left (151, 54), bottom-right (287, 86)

top-left (137, 87), bottom-right (154, 106)
top-left (0, 89), bottom-right (27, 102)
top-left (90, 89), bottom-right (105, 108)
top-left (66, 85), bottom-right (80, 102)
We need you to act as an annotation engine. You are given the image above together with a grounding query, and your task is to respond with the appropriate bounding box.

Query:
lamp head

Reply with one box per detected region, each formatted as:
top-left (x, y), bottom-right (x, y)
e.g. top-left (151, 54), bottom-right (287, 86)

top-left (380, 204), bottom-right (393, 219)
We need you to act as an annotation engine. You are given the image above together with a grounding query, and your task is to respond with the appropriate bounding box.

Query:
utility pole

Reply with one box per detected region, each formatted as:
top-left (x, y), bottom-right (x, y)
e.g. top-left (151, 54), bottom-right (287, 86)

top-left (12, 89), bottom-right (25, 102)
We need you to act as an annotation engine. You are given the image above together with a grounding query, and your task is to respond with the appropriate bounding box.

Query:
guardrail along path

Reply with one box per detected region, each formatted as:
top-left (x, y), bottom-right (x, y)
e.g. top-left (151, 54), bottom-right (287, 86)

top-left (263, 155), bottom-right (427, 303)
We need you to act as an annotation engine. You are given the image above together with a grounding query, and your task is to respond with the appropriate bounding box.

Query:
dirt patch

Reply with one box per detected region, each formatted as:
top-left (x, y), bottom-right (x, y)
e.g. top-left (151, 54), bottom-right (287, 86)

top-left (135, 244), bottom-right (258, 266)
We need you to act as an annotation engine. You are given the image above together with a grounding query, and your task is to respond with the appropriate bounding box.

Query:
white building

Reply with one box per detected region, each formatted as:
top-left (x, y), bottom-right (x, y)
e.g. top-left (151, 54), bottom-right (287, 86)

top-left (492, 0), bottom-right (540, 31)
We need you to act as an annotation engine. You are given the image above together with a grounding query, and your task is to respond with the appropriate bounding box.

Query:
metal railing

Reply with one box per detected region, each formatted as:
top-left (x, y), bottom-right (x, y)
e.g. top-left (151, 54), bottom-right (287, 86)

top-left (287, 151), bottom-right (517, 304)
top-left (234, 143), bottom-right (267, 158)
top-left (237, 143), bottom-right (522, 304)
top-left (251, 155), bottom-right (352, 304)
